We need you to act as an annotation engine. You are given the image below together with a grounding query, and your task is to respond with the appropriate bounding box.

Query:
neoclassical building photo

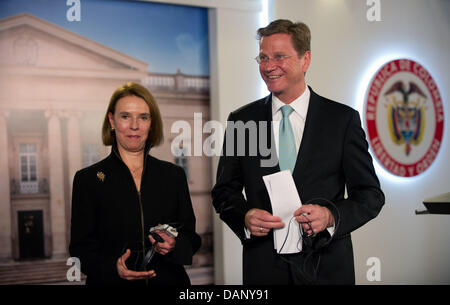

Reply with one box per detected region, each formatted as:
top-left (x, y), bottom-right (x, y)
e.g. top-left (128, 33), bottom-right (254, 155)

top-left (0, 13), bottom-right (213, 284)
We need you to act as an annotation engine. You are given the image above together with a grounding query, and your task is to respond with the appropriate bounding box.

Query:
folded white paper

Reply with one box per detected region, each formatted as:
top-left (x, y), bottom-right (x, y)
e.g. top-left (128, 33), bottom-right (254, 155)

top-left (263, 170), bottom-right (302, 254)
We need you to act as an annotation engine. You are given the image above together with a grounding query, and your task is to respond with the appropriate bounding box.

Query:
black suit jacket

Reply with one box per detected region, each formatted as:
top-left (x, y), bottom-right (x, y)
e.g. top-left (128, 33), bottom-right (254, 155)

top-left (212, 87), bottom-right (384, 284)
top-left (70, 145), bottom-right (201, 285)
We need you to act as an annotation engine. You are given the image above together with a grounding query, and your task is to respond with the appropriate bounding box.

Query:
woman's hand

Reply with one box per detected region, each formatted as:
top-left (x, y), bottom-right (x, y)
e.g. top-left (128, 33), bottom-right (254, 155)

top-left (116, 249), bottom-right (156, 281)
top-left (149, 230), bottom-right (176, 255)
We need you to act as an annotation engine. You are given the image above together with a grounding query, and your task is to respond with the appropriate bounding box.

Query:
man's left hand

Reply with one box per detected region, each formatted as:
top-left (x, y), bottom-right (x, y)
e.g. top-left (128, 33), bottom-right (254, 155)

top-left (294, 204), bottom-right (334, 236)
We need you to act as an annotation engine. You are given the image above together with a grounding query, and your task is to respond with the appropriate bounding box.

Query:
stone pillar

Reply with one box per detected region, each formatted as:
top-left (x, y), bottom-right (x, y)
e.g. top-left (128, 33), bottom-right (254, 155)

top-left (65, 111), bottom-right (82, 250)
top-left (45, 110), bottom-right (66, 257)
top-left (65, 111), bottom-right (82, 196)
top-left (0, 111), bottom-right (11, 260)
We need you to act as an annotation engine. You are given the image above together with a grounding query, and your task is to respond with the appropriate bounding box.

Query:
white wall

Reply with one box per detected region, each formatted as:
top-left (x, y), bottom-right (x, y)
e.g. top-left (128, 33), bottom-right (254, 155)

top-left (270, 0), bottom-right (450, 284)
top-left (208, 5), bottom-right (261, 284)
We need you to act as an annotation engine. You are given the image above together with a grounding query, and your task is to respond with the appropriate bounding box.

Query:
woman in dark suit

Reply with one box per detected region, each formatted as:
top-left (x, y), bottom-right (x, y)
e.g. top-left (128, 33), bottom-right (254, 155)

top-left (69, 82), bottom-right (201, 285)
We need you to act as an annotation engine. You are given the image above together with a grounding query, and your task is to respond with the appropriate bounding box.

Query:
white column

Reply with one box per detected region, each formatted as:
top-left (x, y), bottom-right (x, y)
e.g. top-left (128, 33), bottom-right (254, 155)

top-left (209, 7), bottom-right (261, 285)
top-left (45, 110), bottom-right (66, 257)
top-left (0, 111), bottom-right (11, 260)
top-left (65, 111), bottom-right (82, 196)
top-left (65, 111), bottom-right (82, 249)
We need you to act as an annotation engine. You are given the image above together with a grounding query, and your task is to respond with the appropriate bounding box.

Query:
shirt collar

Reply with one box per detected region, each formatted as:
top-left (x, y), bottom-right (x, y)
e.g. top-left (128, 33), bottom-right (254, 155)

top-left (272, 86), bottom-right (310, 120)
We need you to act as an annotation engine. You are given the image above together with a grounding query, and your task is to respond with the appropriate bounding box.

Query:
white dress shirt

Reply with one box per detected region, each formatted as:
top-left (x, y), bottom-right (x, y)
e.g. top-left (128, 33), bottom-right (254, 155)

top-left (272, 86), bottom-right (310, 158)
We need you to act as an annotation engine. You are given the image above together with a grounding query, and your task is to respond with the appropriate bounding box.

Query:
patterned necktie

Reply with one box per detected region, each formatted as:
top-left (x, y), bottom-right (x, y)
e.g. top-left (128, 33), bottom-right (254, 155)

top-left (278, 105), bottom-right (297, 173)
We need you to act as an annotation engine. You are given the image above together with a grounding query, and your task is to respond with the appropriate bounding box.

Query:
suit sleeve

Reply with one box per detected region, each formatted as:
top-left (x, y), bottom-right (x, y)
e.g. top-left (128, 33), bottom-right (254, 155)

top-left (69, 171), bottom-right (118, 282)
top-left (167, 166), bottom-right (201, 265)
top-left (333, 110), bottom-right (385, 237)
top-left (211, 112), bottom-right (251, 243)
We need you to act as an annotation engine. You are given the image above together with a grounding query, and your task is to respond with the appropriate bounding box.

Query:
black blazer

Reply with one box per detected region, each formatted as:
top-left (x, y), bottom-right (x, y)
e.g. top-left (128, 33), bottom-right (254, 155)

top-left (212, 87), bottom-right (384, 284)
top-left (69, 146), bottom-right (201, 285)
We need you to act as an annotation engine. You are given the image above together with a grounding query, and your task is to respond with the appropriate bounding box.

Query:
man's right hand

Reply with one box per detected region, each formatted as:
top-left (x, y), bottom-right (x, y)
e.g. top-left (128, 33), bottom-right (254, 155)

top-left (245, 208), bottom-right (284, 237)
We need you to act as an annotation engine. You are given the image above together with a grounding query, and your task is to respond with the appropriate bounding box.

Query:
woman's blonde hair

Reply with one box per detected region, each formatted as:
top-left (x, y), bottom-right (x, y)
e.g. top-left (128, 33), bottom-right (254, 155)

top-left (102, 82), bottom-right (163, 148)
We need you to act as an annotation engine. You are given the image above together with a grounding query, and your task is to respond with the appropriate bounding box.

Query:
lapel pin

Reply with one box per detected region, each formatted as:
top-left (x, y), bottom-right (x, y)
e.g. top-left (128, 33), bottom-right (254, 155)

top-left (97, 171), bottom-right (105, 182)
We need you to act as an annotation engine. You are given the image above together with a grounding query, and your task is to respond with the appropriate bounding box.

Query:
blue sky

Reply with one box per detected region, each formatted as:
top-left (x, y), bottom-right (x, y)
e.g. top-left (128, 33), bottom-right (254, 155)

top-left (0, 0), bottom-right (209, 75)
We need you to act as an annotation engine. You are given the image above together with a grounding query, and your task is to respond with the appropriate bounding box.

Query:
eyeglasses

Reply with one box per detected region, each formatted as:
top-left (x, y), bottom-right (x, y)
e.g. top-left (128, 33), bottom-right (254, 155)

top-left (255, 54), bottom-right (293, 65)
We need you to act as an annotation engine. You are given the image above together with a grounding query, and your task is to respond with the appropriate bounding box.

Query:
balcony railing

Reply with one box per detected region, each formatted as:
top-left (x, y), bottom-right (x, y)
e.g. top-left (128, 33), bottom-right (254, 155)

top-left (10, 178), bottom-right (49, 195)
top-left (141, 71), bottom-right (209, 93)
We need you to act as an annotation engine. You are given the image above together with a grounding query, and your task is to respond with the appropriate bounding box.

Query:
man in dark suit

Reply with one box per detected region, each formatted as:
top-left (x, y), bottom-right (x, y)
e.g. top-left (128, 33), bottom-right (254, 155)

top-left (211, 19), bottom-right (385, 284)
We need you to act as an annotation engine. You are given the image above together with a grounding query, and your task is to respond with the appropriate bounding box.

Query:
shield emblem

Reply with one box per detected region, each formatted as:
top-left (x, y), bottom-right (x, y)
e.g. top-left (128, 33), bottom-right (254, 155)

top-left (385, 81), bottom-right (426, 156)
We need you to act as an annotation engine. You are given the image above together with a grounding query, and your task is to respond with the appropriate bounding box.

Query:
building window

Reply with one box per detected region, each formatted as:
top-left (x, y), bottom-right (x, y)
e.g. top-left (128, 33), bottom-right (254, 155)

top-left (19, 143), bottom-right (38, 193)
top-left (174, 147), bottom-right (189, 180)
top-left (82, 143), bottom-right (100, 168)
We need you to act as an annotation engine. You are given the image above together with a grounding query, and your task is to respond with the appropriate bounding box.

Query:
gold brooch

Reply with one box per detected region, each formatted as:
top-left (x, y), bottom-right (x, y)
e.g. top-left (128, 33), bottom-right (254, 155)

top-left (97, 171), bottom-right (105, 182)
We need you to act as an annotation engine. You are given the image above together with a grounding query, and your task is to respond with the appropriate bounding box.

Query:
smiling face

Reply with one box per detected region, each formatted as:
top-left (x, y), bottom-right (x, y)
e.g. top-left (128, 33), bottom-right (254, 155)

top-left (259, 33), bottom-right (311, 103)
top-left (108, 95), bottom-right (151, 155)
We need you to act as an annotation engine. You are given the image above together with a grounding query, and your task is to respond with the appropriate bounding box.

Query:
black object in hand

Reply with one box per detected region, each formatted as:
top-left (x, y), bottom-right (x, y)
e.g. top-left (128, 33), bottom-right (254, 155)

top-left (150, 231), bottom-right (164, 243)
top-left (139, 232), bottom-right (164, 270)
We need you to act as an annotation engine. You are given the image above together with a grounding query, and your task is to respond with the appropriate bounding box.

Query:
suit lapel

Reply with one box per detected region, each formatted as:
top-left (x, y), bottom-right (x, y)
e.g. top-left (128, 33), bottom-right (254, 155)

top-left (255, 94), bottom-right (278, 213)
top-left (292, 87), bottom-right (322, 181)
top-left (258, 94), bottom-right (280, 178)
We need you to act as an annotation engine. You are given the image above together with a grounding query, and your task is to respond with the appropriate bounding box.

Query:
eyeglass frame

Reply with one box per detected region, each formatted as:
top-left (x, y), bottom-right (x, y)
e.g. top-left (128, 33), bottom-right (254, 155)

top-left (255, 54), bottom-right (294, 65)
